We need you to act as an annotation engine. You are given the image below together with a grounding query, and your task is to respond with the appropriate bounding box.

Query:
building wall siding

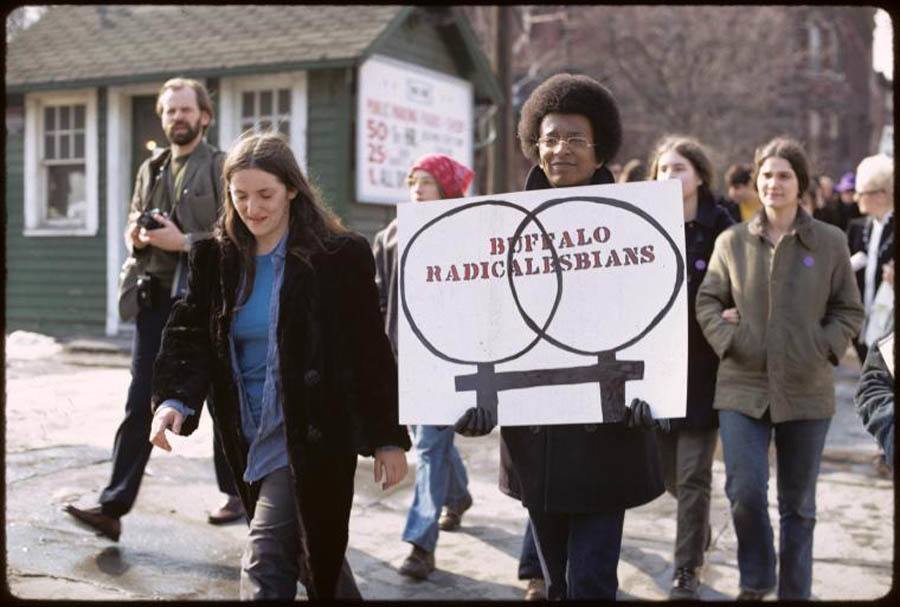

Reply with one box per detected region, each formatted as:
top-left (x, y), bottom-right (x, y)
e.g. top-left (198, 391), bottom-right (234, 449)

top-left (5, 90), bottom-right (108, 336)
top-left (377, 16), bottom-right (462, 76)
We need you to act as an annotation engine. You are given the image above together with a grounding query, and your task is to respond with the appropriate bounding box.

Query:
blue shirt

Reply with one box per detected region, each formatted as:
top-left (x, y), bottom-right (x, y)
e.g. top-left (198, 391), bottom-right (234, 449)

top-left (162, 233), bottom-right (289, 483)
top-left (233, 250), bottom-right (274, 426)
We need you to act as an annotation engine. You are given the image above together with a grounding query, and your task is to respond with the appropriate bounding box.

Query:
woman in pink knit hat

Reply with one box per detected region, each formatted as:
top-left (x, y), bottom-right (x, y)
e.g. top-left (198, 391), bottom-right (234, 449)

top-left (371, 153), bottom-right (474, 580)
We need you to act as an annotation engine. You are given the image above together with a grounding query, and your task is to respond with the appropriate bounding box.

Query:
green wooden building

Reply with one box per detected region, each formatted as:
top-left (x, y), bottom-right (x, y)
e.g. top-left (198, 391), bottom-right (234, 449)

top-left (5, 5), bottom-right (501, 337)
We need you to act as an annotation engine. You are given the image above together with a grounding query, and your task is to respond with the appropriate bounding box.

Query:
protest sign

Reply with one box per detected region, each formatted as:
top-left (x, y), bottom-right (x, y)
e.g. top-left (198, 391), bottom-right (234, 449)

top-left (397, 179), bottom-right (688, 426)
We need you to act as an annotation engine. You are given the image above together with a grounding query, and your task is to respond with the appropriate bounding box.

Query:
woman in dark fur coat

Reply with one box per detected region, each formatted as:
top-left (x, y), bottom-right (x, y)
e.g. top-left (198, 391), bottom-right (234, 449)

top-left (149, 132), bottom-right (410, 600)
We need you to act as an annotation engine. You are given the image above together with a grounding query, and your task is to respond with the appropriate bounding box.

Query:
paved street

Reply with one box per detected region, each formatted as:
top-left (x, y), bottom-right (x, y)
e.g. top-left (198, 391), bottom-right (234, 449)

top-left (4, 332), bottom-right (894, 601)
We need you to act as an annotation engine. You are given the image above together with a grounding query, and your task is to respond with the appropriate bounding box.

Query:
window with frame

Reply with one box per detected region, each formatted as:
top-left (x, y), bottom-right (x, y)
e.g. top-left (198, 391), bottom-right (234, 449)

top-left (24, 89), bottom-right (98, 236)
top-left (828, 112), bottom-right (840, 141)
top-left (807, 23), bottom-right (822, 72)
top-left (42, 104), bottom-right (87, 224)
top-left (240, 88), bottom-right (291, 137)
top-left (218, 72), bottom-right (307, 170)
top-left (808, 109), bottom-right (821, 143)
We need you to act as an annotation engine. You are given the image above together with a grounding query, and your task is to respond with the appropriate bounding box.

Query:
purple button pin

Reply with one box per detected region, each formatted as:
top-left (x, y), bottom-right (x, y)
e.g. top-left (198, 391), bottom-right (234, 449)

top-left (694, 259), bottom-right (707, 271)
top-left (803, 255), bottom-right (815, 267)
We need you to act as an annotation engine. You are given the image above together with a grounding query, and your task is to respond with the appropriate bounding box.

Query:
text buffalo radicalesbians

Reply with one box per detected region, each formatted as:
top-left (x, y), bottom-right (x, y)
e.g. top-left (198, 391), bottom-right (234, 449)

top-left (422, 226), bottom-right (658, 283)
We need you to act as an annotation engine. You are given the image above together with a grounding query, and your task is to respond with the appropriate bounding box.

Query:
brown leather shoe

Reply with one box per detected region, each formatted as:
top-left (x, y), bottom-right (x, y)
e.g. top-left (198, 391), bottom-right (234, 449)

top-left (64, 505), bottom-right (121, 542)
top-left (438, 494), bottom-right (473, 531)
top-left (208, 495), bottom-right (245, 525)
top-left (524, 578), bottom-right (546, 600)
top-left (398, 545), bottom-right (435, 580)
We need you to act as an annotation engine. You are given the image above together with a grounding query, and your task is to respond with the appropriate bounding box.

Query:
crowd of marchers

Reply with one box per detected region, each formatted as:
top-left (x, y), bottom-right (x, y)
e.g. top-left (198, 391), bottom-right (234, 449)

top-left (63, 73), bottom-right (893, 602)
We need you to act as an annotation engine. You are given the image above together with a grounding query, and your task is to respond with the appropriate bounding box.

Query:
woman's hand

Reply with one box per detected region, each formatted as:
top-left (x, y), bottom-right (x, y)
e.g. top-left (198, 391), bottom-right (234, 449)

top-left (374, 447), bottom-right (408, 490)
top-left (149, 406), bottom-right (185, 452)
top-left (721, 307), bottom-right (740, 325)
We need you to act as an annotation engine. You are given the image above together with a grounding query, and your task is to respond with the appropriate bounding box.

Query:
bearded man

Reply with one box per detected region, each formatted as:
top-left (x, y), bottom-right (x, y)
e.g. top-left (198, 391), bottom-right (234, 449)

top-left (65, 78), bottom-right (241, 540)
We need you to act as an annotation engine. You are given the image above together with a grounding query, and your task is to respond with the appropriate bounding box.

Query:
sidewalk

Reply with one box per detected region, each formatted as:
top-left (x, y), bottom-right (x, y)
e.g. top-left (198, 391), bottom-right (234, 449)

top-left (4, 336), bottom-right (894, 601)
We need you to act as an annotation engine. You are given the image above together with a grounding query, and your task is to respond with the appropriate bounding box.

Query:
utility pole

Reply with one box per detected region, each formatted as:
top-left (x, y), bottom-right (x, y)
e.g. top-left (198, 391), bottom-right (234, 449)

top-left (489, 5), bottom-right (513, 195)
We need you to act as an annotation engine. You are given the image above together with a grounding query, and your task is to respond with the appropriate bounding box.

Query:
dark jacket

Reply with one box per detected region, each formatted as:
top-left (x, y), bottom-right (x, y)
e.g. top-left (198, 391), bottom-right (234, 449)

top-left (675, 191), bottom-right (735, 431)
top-left (117, 140), bottom-right (225, 320)
top-left (498, 165), bottom-right (665, 514)
top-left (151, 232), bottom-right (411, 599)
top-left (372, 217), bottom-right (399, 356)
top-left (854, 333), bottom-right (894, 465)
top-left (847, 214), bottom-right (895, 304)
top-left (715, 194), bottom-right (741, 223)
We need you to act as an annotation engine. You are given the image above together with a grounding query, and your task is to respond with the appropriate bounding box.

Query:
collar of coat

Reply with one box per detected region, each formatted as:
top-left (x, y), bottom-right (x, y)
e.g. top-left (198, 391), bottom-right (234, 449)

top-left (693, 190), bottom-right (722, 229)
top-left (747, 206), bottom-right (818, 250)
top-left (524, 164), bottom-right (616, 191)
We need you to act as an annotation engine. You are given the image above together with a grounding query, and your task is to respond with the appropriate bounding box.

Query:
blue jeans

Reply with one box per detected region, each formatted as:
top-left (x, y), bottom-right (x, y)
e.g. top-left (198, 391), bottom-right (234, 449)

top-left (518, 519), bottom-right (543, 579)
top-left (402, 425), bottom-right (471, 553)
top-left (527, 508), bottom-right (625, 600)
top-left (718, 410), bottom-right (831, 600)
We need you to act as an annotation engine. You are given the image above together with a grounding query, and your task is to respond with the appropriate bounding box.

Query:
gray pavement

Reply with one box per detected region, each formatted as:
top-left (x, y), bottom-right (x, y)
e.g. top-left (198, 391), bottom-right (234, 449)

top-left (4, 333), bottom-right (894, 601)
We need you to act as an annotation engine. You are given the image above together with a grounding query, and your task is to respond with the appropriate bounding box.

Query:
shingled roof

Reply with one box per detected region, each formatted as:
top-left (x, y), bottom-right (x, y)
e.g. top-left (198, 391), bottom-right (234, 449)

top-left (6, 5), bottom-right (407, 89)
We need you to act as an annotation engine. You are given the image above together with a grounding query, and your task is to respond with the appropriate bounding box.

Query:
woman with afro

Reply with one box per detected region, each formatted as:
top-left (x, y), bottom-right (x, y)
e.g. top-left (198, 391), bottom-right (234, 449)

top-left (454, 73), bottom-right (666, 600)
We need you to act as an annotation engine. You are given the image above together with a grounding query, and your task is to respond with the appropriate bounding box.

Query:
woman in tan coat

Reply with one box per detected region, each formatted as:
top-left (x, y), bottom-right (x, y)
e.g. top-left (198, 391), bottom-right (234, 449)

top-left (696, 137), bottom-right (863, 600)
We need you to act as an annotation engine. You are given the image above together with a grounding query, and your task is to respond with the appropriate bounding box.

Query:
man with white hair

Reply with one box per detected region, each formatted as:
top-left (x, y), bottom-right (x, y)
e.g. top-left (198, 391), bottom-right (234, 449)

top-left (847, 154), bottom-right (894, 363)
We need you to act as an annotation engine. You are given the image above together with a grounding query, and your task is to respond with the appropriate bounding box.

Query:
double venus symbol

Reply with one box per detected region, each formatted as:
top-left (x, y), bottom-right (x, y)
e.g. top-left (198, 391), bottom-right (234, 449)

top-left (401, 195), bottom-right (685, 423)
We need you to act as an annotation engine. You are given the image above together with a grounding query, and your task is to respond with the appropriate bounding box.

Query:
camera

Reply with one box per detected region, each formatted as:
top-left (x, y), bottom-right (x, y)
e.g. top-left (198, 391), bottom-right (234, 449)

top-left (137, 208), bottom-right (166, 230)
top-left (136, 273), bottom-right (158, 310)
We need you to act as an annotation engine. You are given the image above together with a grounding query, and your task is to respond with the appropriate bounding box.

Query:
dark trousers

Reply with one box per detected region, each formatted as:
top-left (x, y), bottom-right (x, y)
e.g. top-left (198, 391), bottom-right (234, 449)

top-left (100, 296), bottom-right (236, 518)
top-left (656, 427), bottom-right (717, 570)
top-left (517, 519), bottom-right (543, 580)
top-left (527, 508), bottom-right (625, 600)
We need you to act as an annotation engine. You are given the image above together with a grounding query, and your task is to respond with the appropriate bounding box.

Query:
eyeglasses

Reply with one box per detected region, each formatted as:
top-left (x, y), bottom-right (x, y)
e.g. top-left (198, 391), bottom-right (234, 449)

top-left (536, 136), bottom-right (596, 151)
top-left (854, 189), bottom-right (884, 201)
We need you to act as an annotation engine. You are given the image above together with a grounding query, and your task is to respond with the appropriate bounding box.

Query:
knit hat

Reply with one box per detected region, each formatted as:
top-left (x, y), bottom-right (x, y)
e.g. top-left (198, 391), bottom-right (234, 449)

top-left (410, 154), bottom-right (474, 199)
top-left (836, 171), bottom-right (856, 193)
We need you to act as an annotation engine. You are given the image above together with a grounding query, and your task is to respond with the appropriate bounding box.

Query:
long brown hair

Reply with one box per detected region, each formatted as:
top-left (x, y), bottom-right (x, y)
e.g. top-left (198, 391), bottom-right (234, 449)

top-left (648, 135), bottom-right (715, 202)
top-left (218, 132), bottom-right (346, 304)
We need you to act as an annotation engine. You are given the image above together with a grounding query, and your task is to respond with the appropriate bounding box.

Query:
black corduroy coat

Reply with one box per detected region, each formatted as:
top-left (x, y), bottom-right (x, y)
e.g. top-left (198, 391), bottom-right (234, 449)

top-left (151, 232), bottom-right (411, 599)
top-left (676, 190), bottom-right (735, 431)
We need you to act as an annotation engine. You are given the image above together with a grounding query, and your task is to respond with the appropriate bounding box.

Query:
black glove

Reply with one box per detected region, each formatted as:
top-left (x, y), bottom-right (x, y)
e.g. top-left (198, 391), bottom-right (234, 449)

top-left (624, 398), bottom-right (671, 432)
top-left (454, 406), bottom-right (497, 437)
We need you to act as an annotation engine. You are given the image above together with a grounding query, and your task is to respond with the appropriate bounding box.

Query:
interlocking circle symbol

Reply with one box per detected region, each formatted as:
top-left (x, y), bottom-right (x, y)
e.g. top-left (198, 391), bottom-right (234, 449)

top-left (400, 196), bottom-right (684, 364)
top-left (507, 196), bottom-right (684, 355)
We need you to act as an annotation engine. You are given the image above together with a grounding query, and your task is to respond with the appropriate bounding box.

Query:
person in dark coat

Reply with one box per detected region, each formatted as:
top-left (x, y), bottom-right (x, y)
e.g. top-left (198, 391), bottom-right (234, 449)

top-left (148, 133), bottom-right (411, 600)
top-left (455, 73), bottom-right (666, 601)
top-left (835, 171), bottom-right (863, 231)
top-left (811, 174), bottom-right (843, 228)
top-left (647, 135), bottom-right (735, 598)
top-left (854, 331), bottom-right (894, 468)
top-left (846, 154), bottom-right (894, 363)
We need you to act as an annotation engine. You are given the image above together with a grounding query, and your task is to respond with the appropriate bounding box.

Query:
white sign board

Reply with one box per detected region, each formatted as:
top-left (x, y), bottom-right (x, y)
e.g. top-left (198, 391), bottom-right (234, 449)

top-left (397, 180), bottom-right (688, 426)
top-left (356, 54), bottom-right (474, 204)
